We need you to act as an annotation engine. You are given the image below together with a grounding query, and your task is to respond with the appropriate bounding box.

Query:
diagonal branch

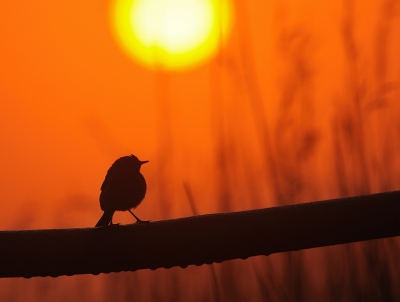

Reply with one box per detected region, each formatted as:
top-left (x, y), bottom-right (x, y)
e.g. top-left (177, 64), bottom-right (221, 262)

top-left (1, 190), bottom-right (399, 278)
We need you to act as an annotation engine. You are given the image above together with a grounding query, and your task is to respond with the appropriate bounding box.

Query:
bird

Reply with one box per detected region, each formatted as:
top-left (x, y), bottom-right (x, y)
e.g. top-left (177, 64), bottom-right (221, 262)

top-left (95, 154), bottom-right (148, 227)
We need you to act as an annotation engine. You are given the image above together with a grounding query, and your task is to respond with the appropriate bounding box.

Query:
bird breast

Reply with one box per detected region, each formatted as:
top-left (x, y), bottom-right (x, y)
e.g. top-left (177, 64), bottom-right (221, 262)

top-left (99, 172), bottom-right (147, 212)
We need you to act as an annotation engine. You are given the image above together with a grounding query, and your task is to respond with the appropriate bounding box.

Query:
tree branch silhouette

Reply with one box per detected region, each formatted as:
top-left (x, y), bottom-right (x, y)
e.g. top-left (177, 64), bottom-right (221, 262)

top-left (0, 190), bottom-right (399, 278)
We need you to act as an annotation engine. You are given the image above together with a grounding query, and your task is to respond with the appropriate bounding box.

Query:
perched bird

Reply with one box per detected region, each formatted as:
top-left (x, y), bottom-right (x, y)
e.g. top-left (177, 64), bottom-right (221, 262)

top-left (95, 154), bottom-right (148, 227)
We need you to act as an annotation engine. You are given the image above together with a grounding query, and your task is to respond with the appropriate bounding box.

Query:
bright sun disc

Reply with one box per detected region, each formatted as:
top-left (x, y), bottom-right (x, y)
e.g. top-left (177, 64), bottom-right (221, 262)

top-left (111, 0), bottom-right (233, 71)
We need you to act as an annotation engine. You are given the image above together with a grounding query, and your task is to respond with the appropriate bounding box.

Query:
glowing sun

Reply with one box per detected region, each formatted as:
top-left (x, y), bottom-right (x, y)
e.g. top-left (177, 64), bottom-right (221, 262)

top-left (111, 0), bottom-right (233, 71)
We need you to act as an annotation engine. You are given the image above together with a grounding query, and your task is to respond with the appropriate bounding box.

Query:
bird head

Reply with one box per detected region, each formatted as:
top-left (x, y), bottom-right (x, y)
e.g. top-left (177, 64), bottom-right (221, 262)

top-left (109, 154), bottom-right (149, 173)
top-left (127, 154), bottom-right (148, 171)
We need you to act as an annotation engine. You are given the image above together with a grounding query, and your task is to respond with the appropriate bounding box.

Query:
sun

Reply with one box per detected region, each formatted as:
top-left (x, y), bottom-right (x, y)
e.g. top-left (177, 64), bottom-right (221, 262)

top-left (110, 0), bottom-right (233, 71)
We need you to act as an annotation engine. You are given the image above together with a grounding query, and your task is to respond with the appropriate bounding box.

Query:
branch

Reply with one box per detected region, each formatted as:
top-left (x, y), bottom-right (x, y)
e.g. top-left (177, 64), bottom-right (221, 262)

top-left (1, 190), bottom-right (399, 278)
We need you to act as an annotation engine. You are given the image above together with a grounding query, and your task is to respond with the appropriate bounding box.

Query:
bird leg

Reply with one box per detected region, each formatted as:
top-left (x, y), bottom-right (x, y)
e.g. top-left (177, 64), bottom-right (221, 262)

top-left (109, 217), bottom-right (120, 226)
top-left (128, 209), bottom-right (149, 223)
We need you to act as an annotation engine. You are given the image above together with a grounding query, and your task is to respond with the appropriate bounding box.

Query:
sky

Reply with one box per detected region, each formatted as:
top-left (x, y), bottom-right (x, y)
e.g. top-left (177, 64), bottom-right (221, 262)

top-left (0, 0), bottom-right (399, 230)
top-left (1, 0), bottom-right (400, 300)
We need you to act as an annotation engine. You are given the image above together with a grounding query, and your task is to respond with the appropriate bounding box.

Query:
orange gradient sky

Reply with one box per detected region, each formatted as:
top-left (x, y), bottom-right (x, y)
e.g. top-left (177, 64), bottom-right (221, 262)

top-left (1, 0), bottom-right (400, 230)
top-left (1, 1), bottom-right (400, 301)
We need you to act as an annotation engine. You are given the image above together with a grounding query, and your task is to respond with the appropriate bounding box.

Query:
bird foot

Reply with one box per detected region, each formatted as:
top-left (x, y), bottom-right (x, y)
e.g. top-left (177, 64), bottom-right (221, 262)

top-left (135, 219), bottom-right (150, 224)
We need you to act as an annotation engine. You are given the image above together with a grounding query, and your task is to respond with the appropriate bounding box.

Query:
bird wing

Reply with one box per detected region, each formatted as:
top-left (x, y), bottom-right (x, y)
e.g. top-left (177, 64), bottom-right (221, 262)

top-left (100, 170), bottom-right (120, 191)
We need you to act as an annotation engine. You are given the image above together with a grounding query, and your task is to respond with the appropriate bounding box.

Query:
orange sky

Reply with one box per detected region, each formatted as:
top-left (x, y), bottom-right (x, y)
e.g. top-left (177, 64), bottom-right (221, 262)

top-left (0, 0), bottom-right (399, 230)
top-left (1, 1), bottom-right (400, 301)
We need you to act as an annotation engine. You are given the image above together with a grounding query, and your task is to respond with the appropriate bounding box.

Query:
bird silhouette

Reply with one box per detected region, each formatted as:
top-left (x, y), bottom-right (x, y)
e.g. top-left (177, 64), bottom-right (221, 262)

top-left (95, 154), bottom-right (148, 227)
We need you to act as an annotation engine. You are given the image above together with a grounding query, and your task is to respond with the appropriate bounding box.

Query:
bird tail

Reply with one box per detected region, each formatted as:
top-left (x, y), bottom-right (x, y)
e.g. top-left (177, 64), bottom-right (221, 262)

top-left (95, 210), bottom-right (114, 227)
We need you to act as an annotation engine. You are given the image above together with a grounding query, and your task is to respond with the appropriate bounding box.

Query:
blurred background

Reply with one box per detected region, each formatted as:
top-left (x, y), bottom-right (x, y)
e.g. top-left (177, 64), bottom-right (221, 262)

top-left (1, 0), bottom-right (400, 300)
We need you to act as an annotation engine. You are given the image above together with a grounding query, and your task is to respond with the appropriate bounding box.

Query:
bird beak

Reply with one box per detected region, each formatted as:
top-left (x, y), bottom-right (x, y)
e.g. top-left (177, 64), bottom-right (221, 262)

top-left (140, 160), bottom-right (149, 165)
